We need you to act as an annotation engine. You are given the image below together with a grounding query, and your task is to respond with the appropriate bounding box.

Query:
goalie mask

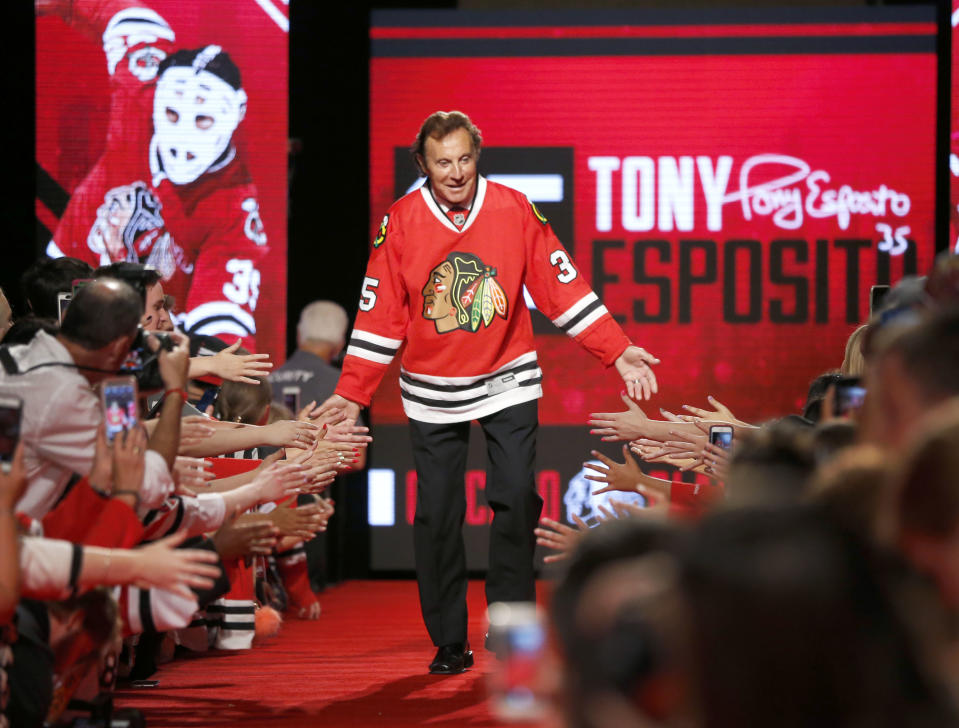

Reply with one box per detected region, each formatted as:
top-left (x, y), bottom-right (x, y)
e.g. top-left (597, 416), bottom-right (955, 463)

top-left (152, 46), bottom-right (246, 185)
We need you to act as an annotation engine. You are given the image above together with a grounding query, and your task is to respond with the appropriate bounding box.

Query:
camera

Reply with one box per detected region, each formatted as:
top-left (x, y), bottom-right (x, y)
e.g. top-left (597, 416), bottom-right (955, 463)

top-left (118, 327), bottom-right (175, 391)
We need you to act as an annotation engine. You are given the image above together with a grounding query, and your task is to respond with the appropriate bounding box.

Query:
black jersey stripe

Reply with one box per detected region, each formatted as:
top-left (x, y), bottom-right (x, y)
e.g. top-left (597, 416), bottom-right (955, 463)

top-left (558, 299), bottom-right (603, 334)
top-left (349, 337), bottom-right (400, 356)
top-left (399, 360), bottom-right (541, 393)
top-left (400, 376), bottom-right (542, 408)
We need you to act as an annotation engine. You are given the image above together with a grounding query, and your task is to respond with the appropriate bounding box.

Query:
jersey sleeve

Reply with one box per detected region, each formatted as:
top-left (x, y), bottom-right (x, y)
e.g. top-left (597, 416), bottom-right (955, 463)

top-left (179, 190), bottom-right (270, 352)
top-left (334, 213), bottom-right (410, 407)
top-left (521, 198), bottom-right (631, 367)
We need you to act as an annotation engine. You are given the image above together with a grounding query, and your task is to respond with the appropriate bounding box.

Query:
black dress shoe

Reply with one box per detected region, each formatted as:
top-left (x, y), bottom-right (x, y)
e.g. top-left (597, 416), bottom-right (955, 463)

top-left (429, 641), bottom-right (474, 674)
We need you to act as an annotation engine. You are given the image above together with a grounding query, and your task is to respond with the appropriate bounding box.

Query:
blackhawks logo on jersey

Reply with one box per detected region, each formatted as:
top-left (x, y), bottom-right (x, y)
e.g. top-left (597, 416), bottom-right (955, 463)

top-left (421, 252), bottom-right (508, 334)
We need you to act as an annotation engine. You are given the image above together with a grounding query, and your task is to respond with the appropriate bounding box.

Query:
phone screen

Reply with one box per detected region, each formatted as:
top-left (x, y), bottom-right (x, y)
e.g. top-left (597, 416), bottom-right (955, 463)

top-left (283, 387), bottom-right (300, 414)
top-left (835, 380), bottom-right (867, 416)
top-left (57, 292), bottom-right (72, 323)
top-left (102, 378), bottom-right (138, 442)
top-left (0, 397), bottom-right (23, 471)
top-left (487, 603), bottom-right (545, 721)
top-left (709, 427), bottom-right (733, 451)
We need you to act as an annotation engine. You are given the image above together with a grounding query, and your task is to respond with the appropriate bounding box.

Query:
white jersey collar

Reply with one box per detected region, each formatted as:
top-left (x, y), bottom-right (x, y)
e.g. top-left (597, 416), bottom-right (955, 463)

top-left (419, 176), bottom-right (487, 234)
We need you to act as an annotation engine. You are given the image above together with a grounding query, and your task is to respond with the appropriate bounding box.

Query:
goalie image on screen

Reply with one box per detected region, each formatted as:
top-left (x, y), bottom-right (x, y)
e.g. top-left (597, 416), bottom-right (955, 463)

top-left (38, 0), bottom-right (270, 349)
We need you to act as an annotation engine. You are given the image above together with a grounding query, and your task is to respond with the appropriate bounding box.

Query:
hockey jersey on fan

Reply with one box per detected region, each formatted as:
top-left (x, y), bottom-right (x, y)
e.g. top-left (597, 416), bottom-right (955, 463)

top-left (335, 177), bottom-right (631, 423)
top-left (47, 1), bottom-right (268, 348)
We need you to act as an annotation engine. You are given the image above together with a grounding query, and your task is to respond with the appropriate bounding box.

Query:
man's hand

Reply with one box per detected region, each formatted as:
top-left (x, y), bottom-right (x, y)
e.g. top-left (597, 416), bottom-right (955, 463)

top-left (313, 394), bottom-right (361, 428)
top-left (204, 339), bottom-right (273, 384)
top-left (614, 345), bottom-right (660, 401)
top-left (157, 331), bottom-right (190, 392)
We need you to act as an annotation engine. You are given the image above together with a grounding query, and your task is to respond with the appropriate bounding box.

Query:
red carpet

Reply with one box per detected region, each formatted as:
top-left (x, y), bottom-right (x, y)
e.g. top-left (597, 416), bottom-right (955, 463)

top-left (116, 580), bottom-right (545, 727)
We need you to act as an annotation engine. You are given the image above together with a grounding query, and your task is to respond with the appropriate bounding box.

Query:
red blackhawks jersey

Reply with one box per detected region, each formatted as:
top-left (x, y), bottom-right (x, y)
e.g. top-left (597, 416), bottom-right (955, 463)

top-left (47, 1), bottom-right (268, 349)
top-left (335, 177), bottom-right (631, 423)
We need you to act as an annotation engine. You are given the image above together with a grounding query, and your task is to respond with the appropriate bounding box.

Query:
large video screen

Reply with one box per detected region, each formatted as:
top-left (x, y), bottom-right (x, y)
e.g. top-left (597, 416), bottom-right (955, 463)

top-left (36, 0), bottom-right (288, 359)
top-left (368, 8), bottom-right (937, 570)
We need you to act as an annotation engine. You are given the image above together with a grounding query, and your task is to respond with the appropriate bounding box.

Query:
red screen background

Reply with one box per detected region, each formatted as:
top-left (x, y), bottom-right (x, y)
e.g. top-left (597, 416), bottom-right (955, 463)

top-left (370, 17), bottom-right (937, 425)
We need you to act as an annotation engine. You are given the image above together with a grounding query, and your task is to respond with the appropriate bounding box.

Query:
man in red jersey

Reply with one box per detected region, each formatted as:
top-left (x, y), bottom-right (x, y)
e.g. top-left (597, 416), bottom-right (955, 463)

top-left (40, 0), bottom-right (269, 351)
top-left (321, 111), bottom-right (660, 674)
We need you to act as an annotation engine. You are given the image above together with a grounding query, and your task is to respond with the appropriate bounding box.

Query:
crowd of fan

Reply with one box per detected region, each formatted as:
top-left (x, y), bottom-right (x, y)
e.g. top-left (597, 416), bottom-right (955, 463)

top-left (533, 251), bottom-right (959, 727)
top-left (0, 258), bottom-right (368, 727)
top-left (5, 250), bottom-right (959, 727)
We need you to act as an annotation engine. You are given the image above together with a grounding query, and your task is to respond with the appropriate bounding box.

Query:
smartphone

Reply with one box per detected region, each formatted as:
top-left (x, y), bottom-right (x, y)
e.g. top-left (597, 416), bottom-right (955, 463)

top-left (834, 376), bottom-right (867, 417)
top-left (870, 284), bottom-right (891, 316)
top-left (486, 602), bottom-right (546, 721)
top-left (709, 424), bottom-right (734, 452)
top-left (0, 395), bottom-right (23, 473)
top-left (282, 386), bottom-right (300, 414)
top-left (71, 278), bottom-right (92, 297)
top-left (101, 376), bottom-right (138, 442)
top-left (57, 292), bottom-right (72, 323)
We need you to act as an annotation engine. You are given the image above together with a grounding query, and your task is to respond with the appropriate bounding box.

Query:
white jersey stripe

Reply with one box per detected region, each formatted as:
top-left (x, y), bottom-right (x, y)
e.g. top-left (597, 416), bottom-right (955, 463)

top-left (399, 366), bottom-right (542, 403)
top-left (346, 345), bottom-right (394, 366)
top-left (402, 382), bottom-right (543, 424)
top-left (351, 329), bottom-right (404, 349)
top-left (400, 351), bottom-right (538, 387)
top-left (552, 292), bottom-right (599, 328)
top-left (566, 305), bottom-right (608, 338)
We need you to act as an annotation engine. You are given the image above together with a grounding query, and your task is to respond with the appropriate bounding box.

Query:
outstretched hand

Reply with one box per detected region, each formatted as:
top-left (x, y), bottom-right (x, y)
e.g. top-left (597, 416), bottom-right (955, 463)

top-left (312, 394), bottom-right (361, 428)
top-left (534, 516), bottom-right (589, 564)
top-left (583, 445), bottom-right (644, 496)
top-left (614, 345), bottom-right (660, 401)
top-left (589, 393), bottom-right (653, 442)
top-left (209, 339), bottom-right (273, 384)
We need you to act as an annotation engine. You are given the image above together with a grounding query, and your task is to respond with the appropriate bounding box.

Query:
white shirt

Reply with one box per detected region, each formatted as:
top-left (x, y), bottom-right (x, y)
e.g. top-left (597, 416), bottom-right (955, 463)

top-left (2, 331), bottom-right (172, 518)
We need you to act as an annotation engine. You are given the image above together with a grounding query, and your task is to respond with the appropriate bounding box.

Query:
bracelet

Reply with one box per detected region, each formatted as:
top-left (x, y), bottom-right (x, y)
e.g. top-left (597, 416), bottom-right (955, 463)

top-left (112, 489), bottom-right (142, 509)
top-left (164, 388), bottom-right (188, 402)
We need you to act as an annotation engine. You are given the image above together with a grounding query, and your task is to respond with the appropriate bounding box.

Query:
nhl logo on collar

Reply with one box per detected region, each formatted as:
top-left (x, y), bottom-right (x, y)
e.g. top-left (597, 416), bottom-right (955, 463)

top-left (452, 211), bottom-right (466, 227)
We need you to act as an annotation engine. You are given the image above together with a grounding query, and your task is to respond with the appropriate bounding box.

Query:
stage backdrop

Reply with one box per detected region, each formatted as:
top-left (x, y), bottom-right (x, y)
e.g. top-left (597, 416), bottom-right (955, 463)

top-left (36, 0), bottom-right (288, 360)
top-left (366, 7), bottom-right (937, 571)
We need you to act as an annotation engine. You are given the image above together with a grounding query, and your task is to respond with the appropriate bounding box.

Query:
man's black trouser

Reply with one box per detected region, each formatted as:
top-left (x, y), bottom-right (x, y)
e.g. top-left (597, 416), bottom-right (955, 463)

top-left (409, 399), bottom-right (542, 647)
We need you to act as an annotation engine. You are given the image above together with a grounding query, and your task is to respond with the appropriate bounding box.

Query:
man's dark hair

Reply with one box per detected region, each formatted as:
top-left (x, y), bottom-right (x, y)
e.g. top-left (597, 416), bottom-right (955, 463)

top-left (881, 306), bottom-right (959, 405)
top-left (60, 278), bottom-right (142, 350)
top-left (158, 47), bottom-right (242, 90)
top-left (94, 262), bottom-right (161, 305)
top-left (411, 111), bottom-right (483, 173)
top-left (20, 257), bottom-right (94, 320)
